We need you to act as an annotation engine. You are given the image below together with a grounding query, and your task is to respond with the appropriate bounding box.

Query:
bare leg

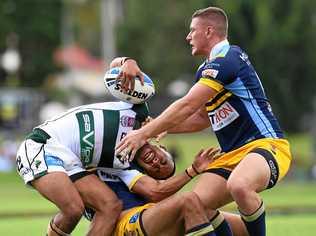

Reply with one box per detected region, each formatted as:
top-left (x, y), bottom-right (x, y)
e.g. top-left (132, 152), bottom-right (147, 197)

top-left (193, 173), bottom-right (232, 217)
top-left (222, 212), bottom-right (249, 236)
top-left (74, 174), bottom-right (122, 236)
top-left (227, 154), bottom-right (270, 236)
top-left (141, 192), bottom-right (212, 236)
top-left (32, 172), bottom-right (84, 234)
top-left (227, 154), bottom-right (269, 213)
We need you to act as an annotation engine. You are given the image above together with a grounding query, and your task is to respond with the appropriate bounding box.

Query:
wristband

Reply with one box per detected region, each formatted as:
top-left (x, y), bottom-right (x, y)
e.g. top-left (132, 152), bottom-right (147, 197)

top-left (185, 169), bottom-right (194, 179)
top-left (191, 164), bottom-right (200, 175)
top-left (121, 57), bottom-right (133, 65)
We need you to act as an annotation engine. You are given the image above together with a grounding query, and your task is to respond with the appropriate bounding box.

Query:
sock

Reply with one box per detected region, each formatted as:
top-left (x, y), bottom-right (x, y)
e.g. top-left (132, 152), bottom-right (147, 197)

top-left (185, 222), bottom-right (216, 236)
top-left (240, 201), bottom-right (266, 236)
top-left (210, 211), bottom-right (233, 236)
top-left (47, 218), bottom-right (71, 236)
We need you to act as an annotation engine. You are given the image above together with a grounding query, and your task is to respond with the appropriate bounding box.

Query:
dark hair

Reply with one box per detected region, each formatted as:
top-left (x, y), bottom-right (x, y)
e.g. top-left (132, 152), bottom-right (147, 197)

top-left (192, 7), bottom-right (228, 38)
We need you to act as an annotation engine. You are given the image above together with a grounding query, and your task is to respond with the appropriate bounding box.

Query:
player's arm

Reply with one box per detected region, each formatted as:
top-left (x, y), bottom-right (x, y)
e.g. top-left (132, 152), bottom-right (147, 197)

top-left (167, 105), bottom-right (211, 133)
top-left (131, 147), bottom-right (220, 202)
top-left (116, 83), bottom-right (218, 160)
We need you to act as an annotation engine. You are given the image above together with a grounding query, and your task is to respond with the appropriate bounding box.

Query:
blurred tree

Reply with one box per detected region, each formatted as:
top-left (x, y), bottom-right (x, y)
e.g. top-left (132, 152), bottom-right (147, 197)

top-left (0, 0), bottom-right (62, 86)
top-left (116, 0), bottom-right (316, 131)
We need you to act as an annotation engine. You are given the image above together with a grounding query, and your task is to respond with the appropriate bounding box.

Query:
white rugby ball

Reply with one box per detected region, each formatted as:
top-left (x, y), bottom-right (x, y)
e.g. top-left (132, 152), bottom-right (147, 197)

top-left (104, 67), bottom-right (155, 104)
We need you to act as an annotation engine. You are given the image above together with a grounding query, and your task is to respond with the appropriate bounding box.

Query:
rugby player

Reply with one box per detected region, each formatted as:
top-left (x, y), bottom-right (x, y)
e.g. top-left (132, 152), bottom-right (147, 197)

top-left (86, 147), bottom-right (249, 236)
top-left (116, 7), bottom-right (292, 236)
top-left (16, 100), bottom-right (151, 236)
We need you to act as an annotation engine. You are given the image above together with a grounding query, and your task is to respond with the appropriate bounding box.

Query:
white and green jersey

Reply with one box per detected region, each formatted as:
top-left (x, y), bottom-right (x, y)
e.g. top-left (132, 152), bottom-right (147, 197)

top-left (37, 101), bottom-right (149, 169)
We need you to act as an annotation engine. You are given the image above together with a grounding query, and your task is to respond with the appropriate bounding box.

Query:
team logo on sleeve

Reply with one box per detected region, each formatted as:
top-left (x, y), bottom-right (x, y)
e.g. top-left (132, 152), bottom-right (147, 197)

top-left (202, 69), bottom-right (219, 79)
top-left (120, 116), bottom-right (135, 127)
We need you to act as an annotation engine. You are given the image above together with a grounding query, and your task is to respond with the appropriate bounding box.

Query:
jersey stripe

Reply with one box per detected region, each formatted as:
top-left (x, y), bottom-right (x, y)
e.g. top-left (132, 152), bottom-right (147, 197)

top-left (228, 78), bottom-right (277, 137)
top-left (99, 110), bottom-right (120, 168)
top-left (76, 111), bottom-right (95, 165)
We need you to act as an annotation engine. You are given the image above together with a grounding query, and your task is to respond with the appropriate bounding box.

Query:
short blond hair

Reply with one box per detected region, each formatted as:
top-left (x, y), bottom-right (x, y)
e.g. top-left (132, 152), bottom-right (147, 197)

top-left (192, 7), bottom-right (228, 38)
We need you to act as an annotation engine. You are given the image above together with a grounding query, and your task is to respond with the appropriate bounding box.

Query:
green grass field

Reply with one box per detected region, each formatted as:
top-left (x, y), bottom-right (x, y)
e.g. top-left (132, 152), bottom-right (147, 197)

top-left (1, 133), bottom-right (315, 235)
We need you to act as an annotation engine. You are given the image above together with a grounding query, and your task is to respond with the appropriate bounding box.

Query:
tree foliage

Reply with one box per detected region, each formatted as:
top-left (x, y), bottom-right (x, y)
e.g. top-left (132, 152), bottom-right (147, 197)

top-left (0, 0), bottom-right (62, 86)
top-left (116, 0), bottom-right (316, 131)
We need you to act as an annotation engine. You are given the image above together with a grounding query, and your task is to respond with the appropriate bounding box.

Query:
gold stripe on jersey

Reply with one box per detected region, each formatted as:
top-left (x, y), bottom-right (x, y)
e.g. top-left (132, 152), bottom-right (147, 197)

top-left (128, 173), bottom-right (146, 191)
top-left (206, 91), bottom-right (233, 111)
top-left (198, 78), bottom-right (223, 92)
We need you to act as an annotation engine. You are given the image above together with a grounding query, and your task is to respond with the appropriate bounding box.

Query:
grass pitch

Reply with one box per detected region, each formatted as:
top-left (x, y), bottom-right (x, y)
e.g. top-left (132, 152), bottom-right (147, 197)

top-left (1, 133), bottom-right (315, 235)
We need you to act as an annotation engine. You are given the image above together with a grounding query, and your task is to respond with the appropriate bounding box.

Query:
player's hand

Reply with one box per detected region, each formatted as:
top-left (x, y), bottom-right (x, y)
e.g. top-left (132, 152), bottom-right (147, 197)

top-left (191, 147), bottom-right (222, 174)
top-left (118, 59), bottom-right (144, 91)
top-left (116, 129), bottom-right (148, 162)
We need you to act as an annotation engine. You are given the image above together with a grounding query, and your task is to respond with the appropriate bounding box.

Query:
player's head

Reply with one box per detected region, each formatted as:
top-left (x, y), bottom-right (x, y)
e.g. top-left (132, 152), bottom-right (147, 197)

top-left (186, 7), bottom-right (228, 56)
top-left (136, 142), bottom-right (175, 180)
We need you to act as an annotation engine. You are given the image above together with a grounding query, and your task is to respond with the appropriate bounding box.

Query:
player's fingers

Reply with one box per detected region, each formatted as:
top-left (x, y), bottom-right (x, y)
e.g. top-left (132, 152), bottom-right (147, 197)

top-left (118, 71), bottom-right (124, 79)
top-left (120, 77), bottom-right (127, 91)
top-left (129, 148), bottom-right (138, 162)
top-left (115, 141), bottom-right (129, 154)
top-left (155, 131), bottom-right (167, 142)
top-left (130, 77), bottom-right (135, 91)
top-left (196, 149), bottom-right (204, 157)
top-left (138, 72), bottom-right (144, 85)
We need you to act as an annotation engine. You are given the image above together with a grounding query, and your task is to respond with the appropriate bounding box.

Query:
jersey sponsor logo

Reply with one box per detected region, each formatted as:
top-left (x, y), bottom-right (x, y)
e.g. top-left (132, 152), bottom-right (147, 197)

top-left (209, 102), bottom-right (239, 131)
top-left (120, 116), bottom-right (135, 127)
top-left (76, 111), bottom-right (95, 166)
top-left (202, 69), bottom-right (219, 79)
top-left (129, 212), bottom-right (140, 223)
top-left (45, 155), bottom-right (64, 167)
top-left (98, 170), bottom-right (120, 182)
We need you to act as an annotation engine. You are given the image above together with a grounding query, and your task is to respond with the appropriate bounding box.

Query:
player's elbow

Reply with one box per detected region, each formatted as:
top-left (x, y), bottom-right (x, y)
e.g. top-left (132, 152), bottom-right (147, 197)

top-left (145, 189), bottom-right (166, 202)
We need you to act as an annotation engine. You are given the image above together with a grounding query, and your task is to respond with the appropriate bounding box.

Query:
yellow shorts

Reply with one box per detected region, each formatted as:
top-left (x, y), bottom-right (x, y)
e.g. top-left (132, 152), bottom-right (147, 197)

top-left (206, 138), bottom-right (292, 188)
top-left (114, 203), bottom-right (154, 236)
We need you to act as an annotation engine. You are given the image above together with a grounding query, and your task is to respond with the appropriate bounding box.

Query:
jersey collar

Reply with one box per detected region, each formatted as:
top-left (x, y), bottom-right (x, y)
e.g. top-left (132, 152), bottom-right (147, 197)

top-left (208, 39), bottom-right (230, 60)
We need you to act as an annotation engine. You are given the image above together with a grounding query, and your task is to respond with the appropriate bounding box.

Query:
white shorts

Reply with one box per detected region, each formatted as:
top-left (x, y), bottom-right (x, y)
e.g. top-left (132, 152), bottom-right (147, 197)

top-left (16, 138), bottom-right (85, 185)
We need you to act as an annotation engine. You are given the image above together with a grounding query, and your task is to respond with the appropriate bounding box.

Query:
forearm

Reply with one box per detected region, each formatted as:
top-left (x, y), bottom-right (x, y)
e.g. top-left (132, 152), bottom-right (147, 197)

top-left (168, 111), bottom-right (210, 133)
top-left (142, 98), bottom-right (197, 139)
top-left (151, 172), bottom-right (191, 202)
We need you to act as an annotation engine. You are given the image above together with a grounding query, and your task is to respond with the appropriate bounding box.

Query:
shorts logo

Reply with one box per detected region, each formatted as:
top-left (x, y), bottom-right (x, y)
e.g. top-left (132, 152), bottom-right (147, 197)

top-left (209, 102), bottom-right (239, 131)
top-left (129, 212), bottom-right (140, 223)
top-left (45, 155), bottom-right (64, 167)
top-left (16, 155), bottom-right (31, 176)
top-left (120, 116), bottom-right (135, 127)
top-left (35, 160), bottom-right (42, 169)
top-left (268, 159), bottom-right (278, 183)
top-left (202, 69), bottom-right (219, 79)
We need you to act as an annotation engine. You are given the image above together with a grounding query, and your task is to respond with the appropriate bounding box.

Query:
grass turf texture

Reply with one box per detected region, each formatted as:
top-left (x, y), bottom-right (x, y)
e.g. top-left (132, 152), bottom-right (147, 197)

top-left (1, 133), bottom-right (315, 235)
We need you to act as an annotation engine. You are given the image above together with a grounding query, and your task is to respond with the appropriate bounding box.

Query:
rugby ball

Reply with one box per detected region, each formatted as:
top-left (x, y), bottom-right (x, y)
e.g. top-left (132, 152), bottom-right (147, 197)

top-left (104, 67), bottom-right (155, 104)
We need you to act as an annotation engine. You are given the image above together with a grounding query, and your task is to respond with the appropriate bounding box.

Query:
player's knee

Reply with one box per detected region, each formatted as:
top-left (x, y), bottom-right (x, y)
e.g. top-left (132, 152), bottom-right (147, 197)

top-left (97, 197), bottom-right (122, 214)
top-left (227, 177), bottom-right (250, 200)
top-left (63, 201), bottom-right (85, 221)
top-left (182, 192), bottom-right (203, 211)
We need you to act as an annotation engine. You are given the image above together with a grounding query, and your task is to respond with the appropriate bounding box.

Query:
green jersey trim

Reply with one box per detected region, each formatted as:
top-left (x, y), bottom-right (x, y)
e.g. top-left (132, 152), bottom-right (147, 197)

top-left (76, 111), bottom-right (95, 166)
top-left (99, 110), bottom-right (120, 168)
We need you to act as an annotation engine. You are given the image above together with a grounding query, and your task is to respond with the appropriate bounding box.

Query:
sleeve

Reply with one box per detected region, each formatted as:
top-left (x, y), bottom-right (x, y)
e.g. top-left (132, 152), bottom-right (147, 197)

top-left (197, 52), bottom-right (240, 91)
top-left (116, 169), bottom-right (145, 191)
top-left (132, 102), bottom-right (150, 123)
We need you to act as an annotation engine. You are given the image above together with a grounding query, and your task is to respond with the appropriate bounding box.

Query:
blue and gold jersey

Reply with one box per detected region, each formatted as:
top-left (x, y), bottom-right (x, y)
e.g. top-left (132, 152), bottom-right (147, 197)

top-left (196, 40), bottom-right (284, 152)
